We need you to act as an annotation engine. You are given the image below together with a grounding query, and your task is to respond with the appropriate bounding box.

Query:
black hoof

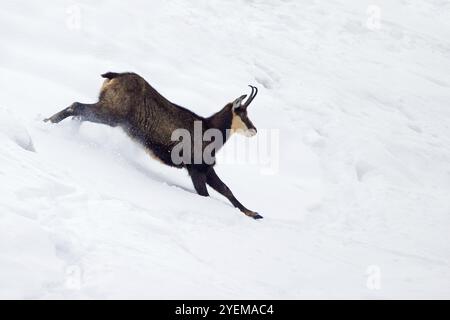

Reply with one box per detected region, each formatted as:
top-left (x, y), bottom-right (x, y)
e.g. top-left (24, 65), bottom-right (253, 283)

top-left (44, 116), bottom-right (58, 123)
top-left (253, 213), bottom-right (263, 220)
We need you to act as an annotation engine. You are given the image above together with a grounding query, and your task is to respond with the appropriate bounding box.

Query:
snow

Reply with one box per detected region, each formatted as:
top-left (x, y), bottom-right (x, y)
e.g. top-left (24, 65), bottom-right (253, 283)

top-left (1, 0), bottom-right (449, 299)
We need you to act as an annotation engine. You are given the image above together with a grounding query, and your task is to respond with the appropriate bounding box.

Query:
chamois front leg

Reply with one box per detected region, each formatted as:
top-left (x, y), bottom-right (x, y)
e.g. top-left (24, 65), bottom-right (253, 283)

top-left (187, 167), bottom-right (209, 196)
top-left (205, 167), bottom-right (263, 219)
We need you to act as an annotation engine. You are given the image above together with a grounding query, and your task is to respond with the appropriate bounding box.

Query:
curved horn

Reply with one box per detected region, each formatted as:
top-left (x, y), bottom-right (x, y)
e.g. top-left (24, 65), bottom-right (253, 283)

top-left (242, 85), bottom-right (258, 109)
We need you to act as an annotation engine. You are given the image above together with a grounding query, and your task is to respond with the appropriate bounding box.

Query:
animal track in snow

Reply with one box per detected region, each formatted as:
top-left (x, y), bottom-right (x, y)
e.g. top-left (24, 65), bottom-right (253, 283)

top-left (355, 160), bottom-right (375, 182)
top-left (0, 107), bottom-right (35, 152)
top-left (253, 61), bottom-right (281, 89)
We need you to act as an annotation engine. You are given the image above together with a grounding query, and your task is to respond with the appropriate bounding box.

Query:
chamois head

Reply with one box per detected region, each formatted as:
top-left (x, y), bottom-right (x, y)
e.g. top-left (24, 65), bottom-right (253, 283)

top-left (231, 85), bottom-right (258, 137)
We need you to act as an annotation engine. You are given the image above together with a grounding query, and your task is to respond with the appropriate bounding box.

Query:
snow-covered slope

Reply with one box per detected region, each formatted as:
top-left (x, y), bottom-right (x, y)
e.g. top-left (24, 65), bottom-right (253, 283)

top-left (1, 0), bottom-right (449, 299)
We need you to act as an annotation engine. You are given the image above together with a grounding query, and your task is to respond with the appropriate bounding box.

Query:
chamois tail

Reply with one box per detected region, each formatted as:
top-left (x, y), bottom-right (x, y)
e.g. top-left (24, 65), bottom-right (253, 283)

top-left (101, 72), bottom-right (121, 79)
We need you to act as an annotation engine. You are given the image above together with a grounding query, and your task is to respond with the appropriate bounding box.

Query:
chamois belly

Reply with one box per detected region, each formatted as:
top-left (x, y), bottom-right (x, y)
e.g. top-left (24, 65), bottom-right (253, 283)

top-left (125, 129), bottom-right (183, 168)
top-left (145, 142), bottom-right (184, 168)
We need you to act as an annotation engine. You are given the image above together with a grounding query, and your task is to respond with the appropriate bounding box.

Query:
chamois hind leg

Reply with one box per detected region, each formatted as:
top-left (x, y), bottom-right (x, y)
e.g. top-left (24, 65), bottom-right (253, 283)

top-left (44, 102), bottom-right (94, 123)
top-left (45, 102), bottom-right (110, 125)
top-left (205, 167), bottom-right (263, 219)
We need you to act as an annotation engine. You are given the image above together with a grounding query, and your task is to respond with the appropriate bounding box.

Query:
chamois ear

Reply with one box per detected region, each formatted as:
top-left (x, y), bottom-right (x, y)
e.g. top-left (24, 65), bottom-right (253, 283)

top-left (232, 94), bottom-right (247, 111)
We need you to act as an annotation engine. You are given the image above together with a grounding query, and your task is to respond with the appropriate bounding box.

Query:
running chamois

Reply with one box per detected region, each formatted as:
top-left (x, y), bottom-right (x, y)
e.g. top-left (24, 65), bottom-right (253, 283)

top-left (45, 72), bottom-right (262, 219)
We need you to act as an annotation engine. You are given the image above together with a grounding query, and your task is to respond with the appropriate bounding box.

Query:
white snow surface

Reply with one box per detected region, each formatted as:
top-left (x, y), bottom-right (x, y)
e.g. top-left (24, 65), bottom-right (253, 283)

top-left (1, 0), bottom-right (449, 299)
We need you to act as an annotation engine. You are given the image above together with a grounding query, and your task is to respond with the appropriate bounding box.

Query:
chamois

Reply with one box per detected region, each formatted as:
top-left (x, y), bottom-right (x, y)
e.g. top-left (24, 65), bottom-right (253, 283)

top-left (45, 72), bottom-right (262, 219)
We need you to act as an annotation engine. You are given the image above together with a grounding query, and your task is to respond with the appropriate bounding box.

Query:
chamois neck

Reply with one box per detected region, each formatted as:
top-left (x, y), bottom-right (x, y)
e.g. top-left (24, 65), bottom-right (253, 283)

top-left (206, 104), bottom-right (233, 143)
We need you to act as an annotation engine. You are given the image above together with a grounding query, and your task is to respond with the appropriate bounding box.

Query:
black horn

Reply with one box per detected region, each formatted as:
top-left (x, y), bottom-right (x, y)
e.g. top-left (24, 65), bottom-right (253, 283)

top-left (242, 85), bottom-right (258, 109)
